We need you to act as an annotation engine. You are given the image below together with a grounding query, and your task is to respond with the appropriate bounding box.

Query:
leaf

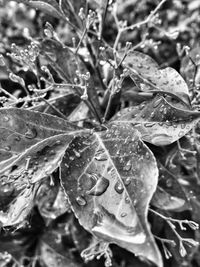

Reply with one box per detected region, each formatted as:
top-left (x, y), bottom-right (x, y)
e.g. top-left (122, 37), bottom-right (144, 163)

top-left (40, 38), bottom-right (77, 82)
top-left (0, 107), bottom-right (76, 165)
top-left (39, 242), bottom-right (80, 267)
top-left (20, 0), bottom-right (64, 19)
top-left (60, 124), bottom-right (163, 267)
top-left (151, 162), bottom-right (190, 211)
top-left (39, 220), bottom-right (82, 267)
top-left (119, 50), bottom-right (190, 106)
top-left (0, 183), bottom-right (40, 227)
top-left (0, 131), bottom-right (87, 183)
top-left (0, 130), bottom-right (89, 226)
top-left (40, 38), bottom-right (102, 117)
top-left (180, 46), bottom-right (200, 88)
top-left (111, 96), bottom-right (200, 146)
top-left (59, 0), bottom-right (86, 27)
top-left (34, 93), bottom-right (81, 118)
top-left (37, 184), bottom-right (69, 219)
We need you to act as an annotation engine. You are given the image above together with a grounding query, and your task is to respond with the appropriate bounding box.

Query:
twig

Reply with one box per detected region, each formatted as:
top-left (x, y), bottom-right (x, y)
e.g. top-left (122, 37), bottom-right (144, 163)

top-left (113, 0), bottom-right (167, 51)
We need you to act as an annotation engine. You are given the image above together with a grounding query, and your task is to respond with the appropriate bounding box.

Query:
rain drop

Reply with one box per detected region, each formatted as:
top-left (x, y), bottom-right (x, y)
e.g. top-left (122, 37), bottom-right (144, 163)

top-left (3, 116), bottom-right (9, 122)
top-left (123, 160), bottom-right (132, 171)
top-left (76, 196), bottom-right (87, 206)
top-left (94, 154), bottom-right (108, 161)
top-left (86, 176), bottom-right (109, 196)
top-left (166, 179), bottom-right (172, 188)
top-left (125, 196), bottom-right (130, 203)
top-left (25, 128), bottom-right (37, 139)
top-left (4, 146), bottom-right (11, 151)
top-left (74, 150), bottom-right (81, 158)
top-left (144, 122), bottom-right (155, 127)
top-left (114, 181), bottom-right (124, 194)
top-left (121, 212), bottom-right (127, 217)
top-left (14, 135), bottom-right (21, 141)
top-left (124, 177), bottom-right (131, 186)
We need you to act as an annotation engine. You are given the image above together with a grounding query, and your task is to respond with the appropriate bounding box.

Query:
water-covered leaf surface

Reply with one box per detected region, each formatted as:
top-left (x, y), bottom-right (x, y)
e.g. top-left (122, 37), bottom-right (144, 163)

top-left (60, 124), bottom-right (163, 267)
top-left (119, 50), bottom-right (190, 105)
top-left (111, 96), bottom-right (200, 146)
top-left (151, 162), bottom-right (190, 211)
top-left (0, 108), bottom-right (76, 165)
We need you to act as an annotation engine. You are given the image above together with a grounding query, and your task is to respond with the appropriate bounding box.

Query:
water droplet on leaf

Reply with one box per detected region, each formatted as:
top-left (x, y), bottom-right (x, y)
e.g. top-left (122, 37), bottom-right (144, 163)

top-left (25, 128), bottom-right (37, 139)
top-left (86, 176), bottom-right (109, 196)
top-left (76, 196), bottom-right (87, 206)
top-left (114, 181), bottom-right (124, 194)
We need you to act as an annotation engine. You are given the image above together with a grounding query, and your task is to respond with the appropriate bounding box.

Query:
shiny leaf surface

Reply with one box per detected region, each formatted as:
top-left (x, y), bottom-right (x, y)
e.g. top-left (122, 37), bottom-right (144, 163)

top-left (111, 96), bottom-right (200, 146)
top-left (119, 50), bottom-right (190, 105)
top-left (0, 108), bottom-right (76, 165)
top-left (60, 124), bottom-right (163, 267)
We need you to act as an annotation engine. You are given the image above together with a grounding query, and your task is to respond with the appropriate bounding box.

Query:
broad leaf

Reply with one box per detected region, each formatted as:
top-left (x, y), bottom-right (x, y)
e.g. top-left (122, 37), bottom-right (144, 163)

top-left (0, 183), bottom-right (40, 227)
top-left (18, 0), bottom-right (64, 19)
top-left (111, 96), bottom-right (200, 146)
top-left (0, 131), bottom-right (87, 183)
top-left (40, 38), bottom-right (101, 116)
top-left (60, 0), bottom-right (86, 28)
top-left (39, 221), bottom-right (82, 267)
top-left (0, 107), bottom-right (76, 164)
top-left (119, 50), bottom-right (190, 106)
top-left (60, 124), bottom-right (163, 267)
top-left (151, 162), bottom-right (190, 211)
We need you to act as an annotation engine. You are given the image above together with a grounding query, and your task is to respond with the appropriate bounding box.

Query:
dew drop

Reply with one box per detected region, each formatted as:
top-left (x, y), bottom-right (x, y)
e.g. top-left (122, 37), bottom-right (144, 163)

top-left (121, 212), bottom-right (127, 217)
top-left (3, 116), bottom-right (9, 122)
top-left (181, 123), bottom-right (186, 129)
top-left (74, 150), bottom-right (81, 158)
top-left (166, 179), bottom-right (172, 188)
top-left (125, 196), bottom-right (130, 203)
top-left (144, 122), bottom-right (155, 127)
top-left (94, 154), bottom-right (108, 161)
top-left (76, 196), bottom-right (87, 206)
top-left (25, 128), bottom-right (37, 139)
top-left (127, 226), bottom-right (135, 233)
top-left (69, 156), bottom-right (75, 161)
top-left (124, 177), bottom-right (131, 186)
top-left (4, 146), bottom-right (11, 151)
top-left (123, 160), bottom-right (132, 171)
top-left (14, 135), bottom-right (21, 141)
top-left (86, 176), bottom-right (109, 196)
top-left (114, 181), bottom-right (124, 194)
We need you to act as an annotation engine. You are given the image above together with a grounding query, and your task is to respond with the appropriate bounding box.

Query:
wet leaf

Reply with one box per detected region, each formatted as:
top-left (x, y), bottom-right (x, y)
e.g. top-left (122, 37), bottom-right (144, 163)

top-left (20, 0), bottom-right (64, 19)
top-left (119, 50), bottom-right (190, 105)
top-left (0, 183), bottom-right (40, 227)
top-left (39, 241), bottom-right (81, 267)
top-left (60, 0), bottom-right (86, 28)
top-left (111, 96), bottom-right (200, 146)
top-left (151, 162), bottom-right (190, 211)
top-left (180, 46), bottom-right (200, 88)
top-left (60, 124), bottom-right (163, 267)
top-left (0, 107), bottom-right (77, 165)
top-left (37, 184), bottom-right (69, 220)
top-left (40, 38), bottom-right (101, 117)
top-left (34, 93), bottom-right (81, 118)
top-left (0, 131), bottom-right (87, 183)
